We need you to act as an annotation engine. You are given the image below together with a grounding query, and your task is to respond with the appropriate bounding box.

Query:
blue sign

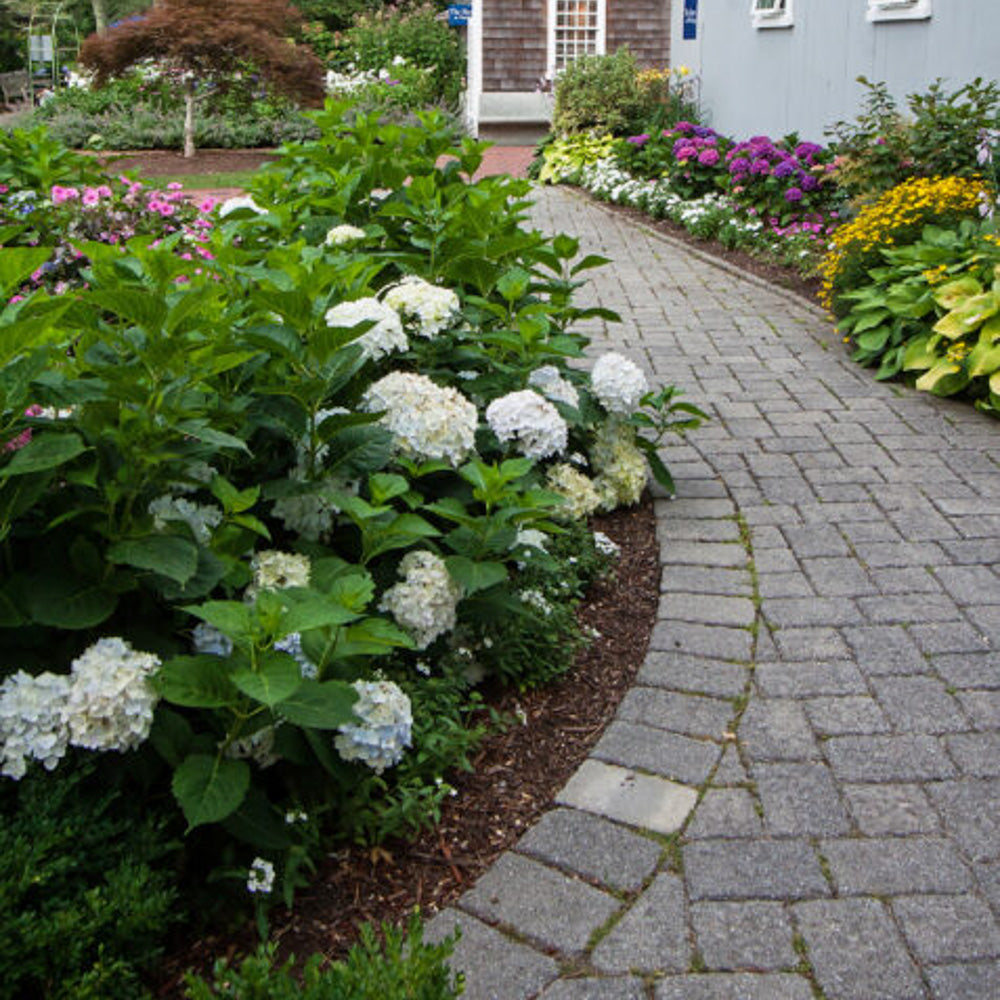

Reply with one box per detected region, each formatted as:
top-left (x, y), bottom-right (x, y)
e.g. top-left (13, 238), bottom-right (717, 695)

top-left (448, 4), bottom-right (471, 27)
top-left (683, 0), bottom-right (698, 40)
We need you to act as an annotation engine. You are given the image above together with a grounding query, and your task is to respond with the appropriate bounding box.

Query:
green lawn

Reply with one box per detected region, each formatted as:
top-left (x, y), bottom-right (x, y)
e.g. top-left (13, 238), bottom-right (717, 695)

top-left (156, 169), bottom-right (259, 190)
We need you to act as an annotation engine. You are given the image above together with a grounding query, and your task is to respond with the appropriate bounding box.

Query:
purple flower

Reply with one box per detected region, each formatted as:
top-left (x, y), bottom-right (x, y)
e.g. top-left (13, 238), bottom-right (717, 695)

top-left (784, 187), bottom-right (804, 203)
top-left (800, 174), bottom-right (819, 192)
top-left (794, 141), bottom-right (823, 160)
top-left (750, 158), bottom-right (771, 176)
top-left (674, 121), bottom-right (694, 132)
top-left (698, 149), bottom-right (720, 167)
top-left (627, 134), bottom-right (650, 146)
top-left (728, 157), bottom-right (750, 175)
top-left (772, 160), bottom-right (796, 179)
top-left (674, 143), bottom-right (697, 161)
top-left (693, 125), bottom-right (716, 139)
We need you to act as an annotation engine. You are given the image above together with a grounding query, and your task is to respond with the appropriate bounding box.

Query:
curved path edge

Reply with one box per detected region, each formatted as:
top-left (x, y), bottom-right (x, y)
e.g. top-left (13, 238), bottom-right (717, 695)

top-left (426, 185), bottom-right (1000, 1000)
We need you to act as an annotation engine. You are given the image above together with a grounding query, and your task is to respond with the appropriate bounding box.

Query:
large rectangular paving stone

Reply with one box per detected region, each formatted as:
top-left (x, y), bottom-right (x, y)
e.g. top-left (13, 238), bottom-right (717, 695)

top-left (639, 651), bottom-right (748, 698)
top-left (684, 839), bottom-right (830, 900)
top-left (762, 597), bottom-right (864, 628)
top-left (658, 592), bottom-right (756, 628)
top-left (821, 837), bottom-right (972, 895)
top-left (660, 565), bottom-right (752, 597)
top-left (650, 621), bottom-right (754, 661)
top-left (754, 762), bottom-right (851, 835)
top-left (618, 688), bottom-right (736, 739)
top-left (740, 699), bottom-right (819, 761)
top-left (538, 978), bottom-right (647, 999)
top-left (824, 735), bottom-right (955, 781)
top-left (424, 908), bottom-right (558, 1000)
top-left (591, 873), bottom-right (689, 974)
top-left (927, 778), bottom-right (1000, 862)
top-left (755, 661), bottom-right (868, 698)
top-left (686, 788), bottom-right (764, 839)
top-left (893, 894), bottom-right (1000, 963)
top-left (870, 675), bottom-right (970, 734)
top-left (794, 898), bottom-right (924, 1000)
top-left (557, 758), bottom-right (697, 834)
top-left (654, 973), bottom-right (814, 999)
top-left (926, 961), bottom-right (1000, 1000)
top-left (515, 808), bottom-right (661, 893)
top-left (946, 733), bottom-right (1000, 777)
top-left (592, 720), bottom-right (721, 785)
top-left (842, 783), bottom-right (940, 835)
top-left (459, 853), bottom-right (621, 956)
top-left (691, 901), bottom-right (797, 970)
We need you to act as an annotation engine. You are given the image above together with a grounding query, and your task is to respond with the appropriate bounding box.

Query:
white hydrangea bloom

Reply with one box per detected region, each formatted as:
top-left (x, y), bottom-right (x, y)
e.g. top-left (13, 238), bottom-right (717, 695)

top-left (0, 671), bottom-right (71, 779)
top-left (325, 298), bottom-right (408, 362)
top-left (486, 390), bottom-right (568, 460)
top-left (379, 550), bottom-right (461, 649)
top-left (382, 275), bottom-right (460, 338)
top-left (225, 725), bottom-right (280, 769)
top-left (271, 489), bottom-right (338, 542)
top-left (274, 632), bottom-right (318, 680)
top-left (362, 372), bottom-right (478, 466)
top-left (591, 352), bottom-right (648, 415)
top-left (192, 622), bottom-right (233, 658)
top-left (148, 494), bottom-right (223, 543)
top-left (545, 463), bottom-right (602, 521)
top-left (247, 857), bottom-right (275, 894)
top-left (528, 365), bottom-right (579, 409)
top-left (63, 638), bottom-right (160, 753)
top-left (334, 679), bottom-right (412, 774)
top-left (218, 195), bottom-right (266, 217)
top-left (591, 420), bottom-right (648, 510)
top-left (249, 550), bottom-right (311, 596)
top-left (593, 530), bottom-right (622, 559)
top-left (325, 224), bottom-right (367, 246)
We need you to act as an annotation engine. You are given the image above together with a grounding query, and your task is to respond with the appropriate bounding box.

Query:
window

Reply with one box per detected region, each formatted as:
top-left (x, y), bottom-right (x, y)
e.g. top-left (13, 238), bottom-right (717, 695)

top-left (548, 0), bottom-right (606, 76)
top-left (752, 0), bottom-right (794, 30)
top-left (867, 0), bottom-right (932, 22)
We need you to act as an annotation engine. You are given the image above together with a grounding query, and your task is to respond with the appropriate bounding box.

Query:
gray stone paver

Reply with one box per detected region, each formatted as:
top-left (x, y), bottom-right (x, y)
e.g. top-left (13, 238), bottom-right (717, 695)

top-left (433, 185), bottom-right (1000, 999)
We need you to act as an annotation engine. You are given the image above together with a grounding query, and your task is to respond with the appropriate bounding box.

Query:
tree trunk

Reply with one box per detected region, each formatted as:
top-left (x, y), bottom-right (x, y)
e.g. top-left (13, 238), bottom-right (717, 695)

top-left (91, 0), bottom-right (109, 34)
top-left (183, 81), bottom-right (196, 158)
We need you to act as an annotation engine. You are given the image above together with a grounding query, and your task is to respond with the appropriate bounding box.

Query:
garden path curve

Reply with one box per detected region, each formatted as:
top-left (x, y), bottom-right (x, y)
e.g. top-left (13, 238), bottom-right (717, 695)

top-left (426, 183), bottom-right (1000, 1000)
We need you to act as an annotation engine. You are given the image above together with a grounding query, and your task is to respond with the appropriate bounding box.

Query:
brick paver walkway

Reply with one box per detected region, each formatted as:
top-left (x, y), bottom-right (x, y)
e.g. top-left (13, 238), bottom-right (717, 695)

top-left (427, 184), bottom-right (1000, 1000)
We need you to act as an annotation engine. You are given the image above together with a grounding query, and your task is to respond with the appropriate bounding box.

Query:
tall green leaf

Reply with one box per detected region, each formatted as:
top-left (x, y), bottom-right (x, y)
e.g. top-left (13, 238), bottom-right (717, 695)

top-left (172, 754), bottom-right (250, 830)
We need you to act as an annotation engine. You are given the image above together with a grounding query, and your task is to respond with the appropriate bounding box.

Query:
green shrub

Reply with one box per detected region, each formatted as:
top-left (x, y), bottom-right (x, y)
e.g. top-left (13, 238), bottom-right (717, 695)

top-left (0, 761), bottom-right (182, 1000)
top-left (183, 913), bottom-right (463, 999)
top-left (552, 48), bottom-right (659, 137)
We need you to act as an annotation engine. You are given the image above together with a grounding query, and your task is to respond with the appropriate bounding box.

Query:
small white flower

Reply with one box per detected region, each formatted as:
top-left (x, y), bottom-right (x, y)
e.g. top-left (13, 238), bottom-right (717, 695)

top-left (284, 809), bottom-right (308, 824)
top-left (225, 725), bottom-right (280, 769)
top-left (593, 530), bottom-right (621, 559)
top-left (247, 857), bottom-right (275, 894)
top-left (149, 494), bottom-right (222, 543)
top-left (520, 589), bottom-right (552, 616)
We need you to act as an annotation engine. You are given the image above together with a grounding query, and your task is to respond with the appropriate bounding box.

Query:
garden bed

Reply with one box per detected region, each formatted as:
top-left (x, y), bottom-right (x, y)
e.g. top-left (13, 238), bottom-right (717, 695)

top-left (157, 495), bottom-right (658, 993)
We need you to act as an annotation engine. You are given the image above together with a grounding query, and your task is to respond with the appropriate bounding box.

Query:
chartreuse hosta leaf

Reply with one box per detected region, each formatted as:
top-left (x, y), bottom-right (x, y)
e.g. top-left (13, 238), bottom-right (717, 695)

top-left (915, 362), bottom-right (969, 396)
top-left (902, 335), bottom-right (939, 372)
top-left (933, 292), bottom-right (998, 340)
top-left (933, 276), bottom-right (983, 311)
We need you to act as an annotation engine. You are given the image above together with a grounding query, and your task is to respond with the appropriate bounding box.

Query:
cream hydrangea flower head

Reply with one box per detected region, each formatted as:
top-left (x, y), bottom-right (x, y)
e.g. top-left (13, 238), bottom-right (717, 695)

top-left (247, 550), bottom-right (311, 602)
top-left (486, 389), bottom-right (568, 460)
top-left (325, 224), bottom-right (367, 247)
top-left (0, 670), bottom-right (71, 779)
top-left (545, 463), bottom-right (603, 520)
top-left (361, 371), bottom-right (478, 466)
top-left (591, 419), bottom-right (648, 509)
top-left (382, 275), bottom-right (460, 338)
top-left (527, 365), bottom-right (579, 409)
top-left (334, 679), bottom-right (412, 774)
top-left (63, 638), bottom-right (160, 753)
top-left (379, 549), bottom-right (461, 649)
top-left (148, 494), bottom-right (223, 543)
top-left (591, 352), bottom-right (649, 415)
top-left (325, 297), bottom-right (408, 362)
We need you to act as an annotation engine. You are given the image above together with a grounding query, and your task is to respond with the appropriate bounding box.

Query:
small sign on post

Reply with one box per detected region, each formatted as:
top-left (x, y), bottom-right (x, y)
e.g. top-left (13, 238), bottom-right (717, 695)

top-left (683, 0), bottom-right (698, 40)
top-left (448, 3), bottom-right (471, 27)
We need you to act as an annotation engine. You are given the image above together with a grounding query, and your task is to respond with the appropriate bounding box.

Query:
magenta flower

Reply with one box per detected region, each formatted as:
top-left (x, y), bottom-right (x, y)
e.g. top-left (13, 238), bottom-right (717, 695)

top-left (51, 186), bottom-right (80, 205)
top-left (698, 149), bottom-right (720, 166)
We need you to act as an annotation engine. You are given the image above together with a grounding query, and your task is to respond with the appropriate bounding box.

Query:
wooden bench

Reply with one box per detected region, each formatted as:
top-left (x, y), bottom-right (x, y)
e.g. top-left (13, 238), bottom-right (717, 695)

top-left (0, 71), bottom-right (30, 108)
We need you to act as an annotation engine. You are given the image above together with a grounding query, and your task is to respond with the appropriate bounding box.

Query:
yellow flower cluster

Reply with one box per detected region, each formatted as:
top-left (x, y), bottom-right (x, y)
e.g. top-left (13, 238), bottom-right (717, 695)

top-left (922, 264), bottom-right (949, 285)
top-left (819, 175), bottom-right (987, 310)
top-left (946, 340), bottom-right (972, 364)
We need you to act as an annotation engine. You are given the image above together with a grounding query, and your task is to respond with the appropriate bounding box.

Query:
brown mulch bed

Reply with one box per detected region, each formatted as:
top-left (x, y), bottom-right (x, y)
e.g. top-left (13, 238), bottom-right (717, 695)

top-left (156, 496), bottom-right (659, 994)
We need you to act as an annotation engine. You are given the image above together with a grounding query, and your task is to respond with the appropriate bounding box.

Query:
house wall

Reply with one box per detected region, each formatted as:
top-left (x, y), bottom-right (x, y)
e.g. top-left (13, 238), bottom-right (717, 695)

top-left (482, 0), bottom-right (547, 92)
top-left (482, 0), bottom-right (671, 92)
top-left (674, 0), bottom-right (1000, 141)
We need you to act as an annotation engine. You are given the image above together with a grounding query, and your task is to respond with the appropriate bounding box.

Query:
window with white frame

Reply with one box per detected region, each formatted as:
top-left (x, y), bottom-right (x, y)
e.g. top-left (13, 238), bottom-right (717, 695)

top-left (548, 0), bottom-right (606, 76)
top-left (752, 0), bottom-right (794, 30)
top-left (867, 0), bottom-right (932, 22)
